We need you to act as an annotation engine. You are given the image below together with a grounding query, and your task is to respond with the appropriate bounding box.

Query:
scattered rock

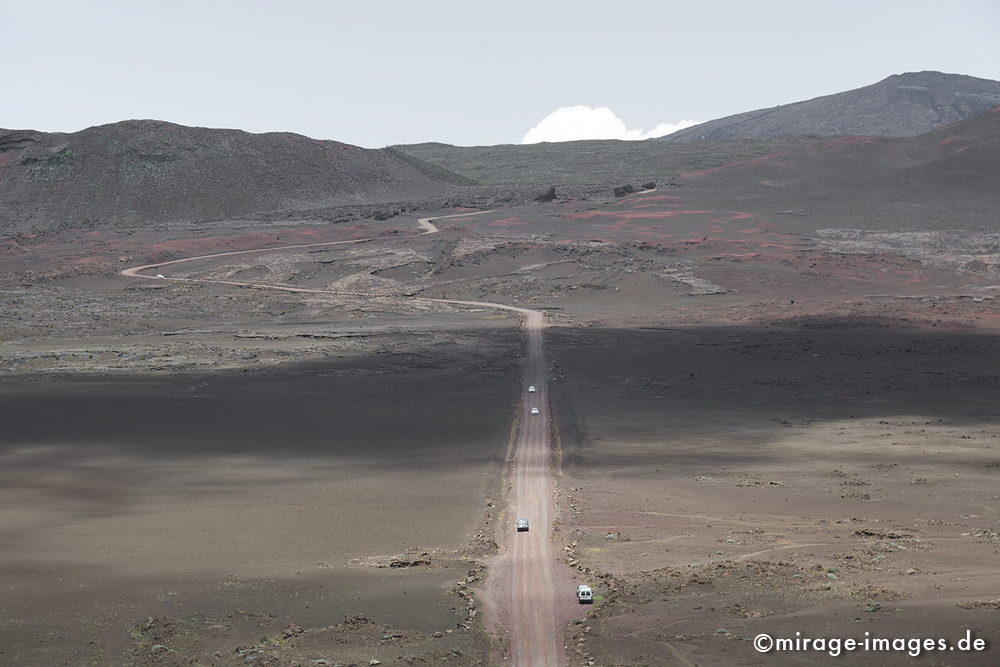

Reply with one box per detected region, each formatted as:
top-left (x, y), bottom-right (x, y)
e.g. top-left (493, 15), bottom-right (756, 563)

top-left (282, 623), bottom-right (304, 638)
top-left (855, 529), bottom-right (913, 539)
top-left (957, 599), bottom-right (1000, 609)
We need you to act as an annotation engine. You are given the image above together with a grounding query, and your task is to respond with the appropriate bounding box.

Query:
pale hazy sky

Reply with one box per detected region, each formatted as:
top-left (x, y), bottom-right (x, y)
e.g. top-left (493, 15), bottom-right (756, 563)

top-left (2, 0), bottom-right (998, 147)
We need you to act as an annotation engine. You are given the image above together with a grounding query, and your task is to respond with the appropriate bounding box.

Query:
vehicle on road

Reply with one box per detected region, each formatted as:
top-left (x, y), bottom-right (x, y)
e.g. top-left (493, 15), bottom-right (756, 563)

top-left (516, 518), bottom-right (529, 531)
top-left (528, 385), bottom-right (536, 393)
top-left (155, 274), bottom-right (165, 279)
top-left (530, 407), bottom-right (540, 415)
top-left (577, 585), bottom-right (593, 603)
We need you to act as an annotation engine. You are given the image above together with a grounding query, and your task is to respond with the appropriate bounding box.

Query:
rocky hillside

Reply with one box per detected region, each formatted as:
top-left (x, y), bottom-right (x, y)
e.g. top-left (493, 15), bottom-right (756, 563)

top-left (666, 104), bottom-right (1000, 231)
top-left (394, 136), bottom-right (816, 189)
top-left (658, 71), bottom-right (1000, 142)
top-left (0, 120), bottom-right (475, 232)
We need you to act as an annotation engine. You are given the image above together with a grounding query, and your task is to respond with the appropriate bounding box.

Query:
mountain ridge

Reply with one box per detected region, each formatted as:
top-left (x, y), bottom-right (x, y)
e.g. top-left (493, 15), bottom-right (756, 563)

top-left (658, 71), bottom-right (1000, 142)
top-left (0, 119), bottom-right (472, 233)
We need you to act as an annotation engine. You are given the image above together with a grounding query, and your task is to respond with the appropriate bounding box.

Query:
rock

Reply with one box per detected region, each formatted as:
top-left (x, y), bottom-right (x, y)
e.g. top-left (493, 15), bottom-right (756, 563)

top-left (535, 186), bottom-right (557, 202)
top-left (641, 181), bottom-right (656, 189)
top-left (388, 554), bottom-right (431, 568)
top-left (715, 628), bottom-right (730, 634)
top-left (343, 614), bottom-right (375, 626)
top-left (370, 660), bottom-right (382, 666)
top-left (433, 631), bottom-right (443, 638)
top-left (864, 603), bottom-right (882, 612)
top-left (613, 185), bottom-right (635, 197)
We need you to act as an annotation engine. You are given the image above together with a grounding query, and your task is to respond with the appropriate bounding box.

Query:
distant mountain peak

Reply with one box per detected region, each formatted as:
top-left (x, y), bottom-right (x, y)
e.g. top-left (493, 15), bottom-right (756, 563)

top-left (659, 71), bottom-right (1000, 143)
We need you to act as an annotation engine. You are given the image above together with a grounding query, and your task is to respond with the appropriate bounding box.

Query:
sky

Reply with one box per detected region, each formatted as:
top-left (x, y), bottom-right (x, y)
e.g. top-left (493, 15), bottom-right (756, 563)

top-left (1, 0), bottom-right (999, 148)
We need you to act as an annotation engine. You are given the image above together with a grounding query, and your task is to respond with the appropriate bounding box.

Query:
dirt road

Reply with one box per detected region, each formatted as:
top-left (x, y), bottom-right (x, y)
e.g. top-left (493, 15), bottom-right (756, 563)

top-left (508, 310), bottom-right (567, 667)
top-left (431, 300), bottom-right (568, 664)
top-left (121, 213), bottom-right (574, 665)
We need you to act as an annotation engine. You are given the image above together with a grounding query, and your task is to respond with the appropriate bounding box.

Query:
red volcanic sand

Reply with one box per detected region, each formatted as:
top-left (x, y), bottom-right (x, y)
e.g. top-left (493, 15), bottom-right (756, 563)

top-left (565, 210), bottom-right (713, 220)
top-left (821, 135), bottom-right (881, 148)
top-left (486, 217), bottom-right (530, 227)
top-left (622, 194), bottom-right (681, 204)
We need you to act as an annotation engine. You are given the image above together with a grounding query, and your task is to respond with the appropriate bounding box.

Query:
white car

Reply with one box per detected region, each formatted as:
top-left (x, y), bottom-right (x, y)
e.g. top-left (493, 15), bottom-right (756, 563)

top-left (528, 385), bottom-right (536, 393)
top-left (577, 585), bottom-right (593, 603)
top-left (530, 407), bottom-right (540, 415)
top-left (515, 518), bottom-right (529, 532)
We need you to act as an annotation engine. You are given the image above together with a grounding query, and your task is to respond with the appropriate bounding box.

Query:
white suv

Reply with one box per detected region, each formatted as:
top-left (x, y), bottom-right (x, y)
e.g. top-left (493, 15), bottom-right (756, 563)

top-left (530, 407), bottom-right (540, 415)
top-left (516, 518), bottom-right (529, 532)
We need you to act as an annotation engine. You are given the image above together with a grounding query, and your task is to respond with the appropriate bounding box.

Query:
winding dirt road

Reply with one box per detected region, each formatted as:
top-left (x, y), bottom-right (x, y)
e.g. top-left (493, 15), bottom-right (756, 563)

top-left (120, 211), bottom-right (574, 665)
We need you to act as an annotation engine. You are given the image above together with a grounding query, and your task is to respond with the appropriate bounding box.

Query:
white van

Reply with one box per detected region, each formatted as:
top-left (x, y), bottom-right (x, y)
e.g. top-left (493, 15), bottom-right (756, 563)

top-left (577, 585), bottom-right (593, 603)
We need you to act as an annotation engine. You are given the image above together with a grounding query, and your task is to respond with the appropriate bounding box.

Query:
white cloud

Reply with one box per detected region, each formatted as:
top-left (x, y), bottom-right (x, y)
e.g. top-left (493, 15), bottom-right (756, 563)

top-left (522, 106), bottom-right (701, 144)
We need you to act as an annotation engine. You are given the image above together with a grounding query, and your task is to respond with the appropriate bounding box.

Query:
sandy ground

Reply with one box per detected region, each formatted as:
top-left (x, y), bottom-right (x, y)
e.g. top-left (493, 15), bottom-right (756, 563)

top-left (0, 333), bottom-right (519, 665)
top-left (549, 325), bottom-right (1000, 665)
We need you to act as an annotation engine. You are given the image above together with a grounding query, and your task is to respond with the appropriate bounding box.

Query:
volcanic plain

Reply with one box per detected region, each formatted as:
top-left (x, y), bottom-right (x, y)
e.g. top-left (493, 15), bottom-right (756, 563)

top-left (3, 114), bottom-right (1000, 665)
